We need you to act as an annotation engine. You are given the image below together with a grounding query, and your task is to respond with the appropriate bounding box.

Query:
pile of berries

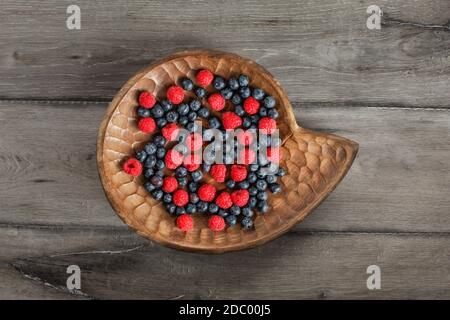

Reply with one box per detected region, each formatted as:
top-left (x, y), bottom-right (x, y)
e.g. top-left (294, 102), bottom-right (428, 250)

top-left (122, 69), bottom-right (286, 232)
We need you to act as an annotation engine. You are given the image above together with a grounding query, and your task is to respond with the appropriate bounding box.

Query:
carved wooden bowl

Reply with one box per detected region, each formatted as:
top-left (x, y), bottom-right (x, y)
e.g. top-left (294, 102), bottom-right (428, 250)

top-left (97, 49), bottom-right (358, 253)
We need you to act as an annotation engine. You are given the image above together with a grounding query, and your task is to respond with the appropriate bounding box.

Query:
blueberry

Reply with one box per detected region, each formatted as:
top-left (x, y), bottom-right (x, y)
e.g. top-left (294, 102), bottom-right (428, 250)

top-left (241, 207), bottom-right (254, 217)
top-left (242, 117), bottom-right (252, 128)
top-left (156, 118), bottom-right (168, 128)
top-left (144, 181), bottom-right (155, 192)
top-left (191, 170), bottom-right (204, 182)
top-left (228, 78), bottom-right (239, 90)
top-left (239, 86), bottom-right (251, 99)
top-left (226, 180), bottom-right (236, 189)
top-left (249, 186), bottom-right (258, 196)
top-left (238, 180), bottom-right (250, 189)
top-left (155, 160), bottom-right (165, 170)
top-left (175, 166), bottom-right (188, 178)
top-left (150, 175), bottom-right (163, 188)
top-left (178, 177), bottom-right (188, 187)
top-left (241, 217), bottom-right (253, 229)
top-left (135, 150), bottom-right (147, 162)
top-left (230, 205), bottom-right (241, 216)
top-left (188, 182), bottom-right (198, 193)
top-left (218, 209), bottom-right (229, 217)
top-left (248, 196), bottom-right (257, 208)
top-left (174, 144), bottom-right (188, 156)
top-left (181, 78), bottom-right (193, 91)
top-left (144, 143), bottom-right (157, 155)
top-left (196, 201), bottom-right (208, 213)
top-left (194, 86), bottom-right (206, 98)
top-left (166, 203), bottom-right (176, 214)
top-left (266, 175), bottom-right (277, 184)
top-left (151, 189), bottom-right (163, 201)
top-left (248, 173), bottom-right (258, 184)
top-left (197, 107), bottom-right (210, 118)
top-left (166, 110), bottom-right (178, 123)
top-left (249, 164), bottom-right (259, 172)
top-left (256, 179), bottom-right (267, 191)
top-left (144, 168), bottom-right (154, 179)
top-left (161, 99), bottom-right (173, 112)
top-left (250, 115), bottom-right (259, 124)
top-left (220, 87), bottom-right (233, 100)
top-left (202, 163), bottom-right (211, 172)
top-left (176, 206), bottom-right (186, 215)
top-left (277, 167), bottom-right (286, 177)
top-left (238, 74), bottom-right (249, 87)
top-left (208, 117), bottom-right (221, 129)
top-left (257, 167), bottom-right (267, 177)
top-left (257, 191), bottom-right (268, 201)
top-left (269, 183), bottom-right (281, 194)
top-left (268, 108), bottom-right (279, 119)
top-left (252, 87), bottom-right (265, 100)
top-left (177, 103), bottom-right (190, 116)
top-left (190, 99), bottom-right (202, 111)
top-left (213, 76), bottom-right (226, 90)
top-left (257, 200), bottom-right (269, 213)
top-left (186, 203), bottom-right (197, 214)
top-left (155, 170), bottom-right (164, 177)
top-left (189, 193), bottom-right (200, 204)
top-left (145, 155), bottom-right (156, 168)
top-left (259, 107), bottom-right (268, 117)
top-left (151, 104), bottom-right (165, 118)
top-left (186, 122), bottom-right (197, 132)
top-left (137, 107), bottom-right (151, 118)
top-left (163, 193), bottom-right (173, 204)
top-left (178, 116), bottom-right (188, 126)
top-left (153, 135), bottom-right (166, 147)
top-left (208, 203), bottom-right (219, 214)
top-left (225, 215), bottom-right (237, 226)
top-left (235, 104), bottom-right (245, 116)
top-left (156, 147), bottom-right (166, 159)
top-left (264, 96), bottom-right (276, 108)
top-left (187, 111), bottom-right (197, 122)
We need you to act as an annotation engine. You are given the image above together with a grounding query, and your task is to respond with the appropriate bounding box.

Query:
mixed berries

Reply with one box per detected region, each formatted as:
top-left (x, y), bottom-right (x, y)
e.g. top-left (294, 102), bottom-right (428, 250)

top-left (122, 69), bottom-right (285, 232)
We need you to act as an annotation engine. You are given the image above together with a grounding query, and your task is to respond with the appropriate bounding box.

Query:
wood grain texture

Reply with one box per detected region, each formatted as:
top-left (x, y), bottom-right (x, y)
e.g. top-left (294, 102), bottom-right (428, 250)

top-left (0, 100), bottom-right (449, 233)
top-left (1, 0), bottom-right (450, 107)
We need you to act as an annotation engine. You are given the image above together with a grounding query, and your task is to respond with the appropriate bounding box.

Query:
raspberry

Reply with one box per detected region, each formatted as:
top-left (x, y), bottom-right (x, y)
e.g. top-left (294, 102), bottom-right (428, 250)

top-left (243, 97), bottom-right (260, 115)
top-left (208, 215), bottom-right (225, 232)
top-left (210, 164), bottom-right (227, 183)
top-left (215, 191), bottom-right (233, 209)
top-left (238, 148), bottom-right (256, 165)
top-left (138, 117), bottom-right (156, 133)
top-left (183, 153), bottom-right (201, 172)
top-left (161, 123), bottom-right (179, 141)
top-left (222, 112), bottom-right (242, 130)
top-left (185, 133), bottom-right (203, 151)
top-left (176, 214), bottom-right (194, 232)
top-left (267, 147), bottom-right (280, 163)
top-left (162, 176), bottom-right (178, 193)
top-left (230, 164), bottom-right (247, 182)
top-left (167, 85), bottom-right (184, 104)
top-left (236, 130), bottom-right (254, 146)
top-left (165, 149), bottom-right (184, 169)
top-left (208, 93), bottom-right (225, 111)
top-left (138, 91), bottom-right (156, 109)
top-left (196, 69), bottom-right (214, 87)
top-left (173, 189), bottom-right (189, 206)
top-left (198, 184), bottom-right (217, 202)
top-left (259, 117), bottom-right (277, 134)
top-left (123, 158), bottom-right (142, 176)
top-left (231, 189), bottom-right (250, 207)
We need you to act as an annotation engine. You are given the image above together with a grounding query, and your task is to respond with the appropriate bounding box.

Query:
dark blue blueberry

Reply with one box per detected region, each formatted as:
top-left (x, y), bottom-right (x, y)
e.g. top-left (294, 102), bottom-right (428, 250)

top-left (161, 99), bottom-right (173, 112)
top-left (177, 103), bottom-right (190, 116)
top-left (257, 200), bottom-right (269, 213)
top-left (242, 117), bottom-right (252, 128)
top-left (187, 111), bottom-right (197, 121)
top-left (194, 86), bottom-right (206, 98)
top-left (155, 160), bottom-right (165, 170)
top-left (235, 104), bottom-right (245, 116)
top-left (241, 217), bottom-right (253, 229)
top-left (228, 77), bottom-right (239, 90)
top-left (181, 78), bottom-right (194, 91)
top-left (178, 116), bottom-right (188, 126)
top-left (196, 201), bottom-right (208, 213)
top-left (250, 115), bottom-right (259, 124)
top-left (191, 170), bottom-right (203, 182)
top-left (155, 170), bottom-right (164, 177)
top-left (166, 203), bottom-right (176, 214)
top-left (269, 183), bottom-right (281, 194)
top-left (186, 122), bottom-right (197, 132)
top-left (248, 173), bottom-right (258, 184)
top-left (189, 99), bottom-right (202, 111)
top-left (175, 166), bottom-right (188, 178)
top-left (213, 76), bottom-right (226, 90)
top-left (188, 182), bottom-right (198, 193)
top-left (230, 205), bottom-right (241, 216)
top-left (266, 175), bottom-right (277, 184)
top-left (145, 155), bottom-right (156, 168)
top-left (163, 193), bottom-right (172, 204)
top-left (238, 180), bottom-right (250, 189)
top-left (267, 108), bottom-right (279, 119)
top-left (252, 87), bottom-right (265, 100)
top-left (156, 147), bottom-right (166, 159)
top-left (277, 167), bottom-right (286, 177)
top-left (151, 104), bottom-right (165, 118)
top-left (137, 107), bottom-right (151, 118)
top-left (248, 186), bottom-right (258, 196)
top-left (153, 135), bottom-right (166, 147)
top-left (208, 117), bottom-right (221, 129)
top-left (248, 196), bottom-right (257, 208)
top-left (257, 191), bottom-right (268, 201)
top-left (151, 189), bottom-right (163, 201)
top-left (144, 181), bottom-right (156, 192)
top-left (238, 74), bottom-right (249, 87)
top-left (197, 107), bottom-right (210, 118)
top-left (166, 110), bottom-right (178, 123)
top-left (189, 193), bottom-right (199, 204)
top-left (186, 203), bottom-right (197, 214)
top-left (176, 206), bottom-right (186, 215)
top-left (144, 143), bottom-right (157, 155)
top-left (241, 207), bottom-right (254, 217)
top-left (256, 179), bottom-right (268, 191)
top-left (220, 87), bottom-right (233, 100)
top-left (257, 167), bottom-right (267, 177)
top-left (156, 118), bottom-right (167, 128)
top-left (226, 180), bottom-right (236, 189)
top-left (202, 163), bottom-right (211, 172)
top-left (144, 168), bottom-right (154, 179)
top-left (259, 107), bottom-right (268, 117)
top-left (264, 96), bottom-right (276, 108)
top-left (150, 175), bottom-right (163, 188)
top-left (249, 163), bottom-right (259, 172)
top-left (239, 86), bottom-right (251, 99)
top-left (208, 203), bottom-right (219, 214)
top-left (135, 150), bottom-right (147, 162)
top-left (218, 209), bottom-right (229, 217)
top-left (231, 94), bottom-right (242, 106)
top-left (177, 177), bottom-right (188, 187)
top-left (225, 215), bottom-right (237, 226)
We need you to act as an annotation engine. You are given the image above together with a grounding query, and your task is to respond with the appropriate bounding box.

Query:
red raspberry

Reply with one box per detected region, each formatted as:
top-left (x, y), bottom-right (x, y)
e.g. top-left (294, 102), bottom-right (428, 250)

top-left (238, 148), bottom-right (256, 165)
top-left (198, 184), bottom-right (217, 202)
top-left (236, 130), bottom-right (254, 146)
top-left (122, 158), bottom-right (142, 176)
top-left (138, 117), bottom-right (156, 133)
top-left (210, 164), bottom-right (227, 183)
top-left (208, 93), bottom-right (225, 111)
top-left (267, 147), bottom-right (280, 163)
top-left (138, 91), bottom-right (156, 109)
top-left (230, 164), bottom-right (247, 182)
top-left (185, 133), bottom-right (203, 151)
top-left (259, 117), bottom-right (277, 134)
top-left (215, 192), bottom-right (233, 209)
top-left (196, 69), bottom-right (214, 87)
top-left (208, 215), bottom-right (225, 232)
top-left (183, 153), bottom-right (201, 172)
top-left (162, 176), bottom-right (178, 193)
top-left (161, 123), bottom-right (179, 141)
top-left (167, 85), bottom-right (184, 104)
top-left (165, 149), bottom-right (184, 169)
top-left (173, 189), bottom-right (189, 206)
top-left (243, 97), bottom-right (260, 115)
top-left (231, 189), bottom-right (250, 207)
top-left (176, 214), bottom-right (194, 232)
top-left (222, 112), bottom-right (242, 130)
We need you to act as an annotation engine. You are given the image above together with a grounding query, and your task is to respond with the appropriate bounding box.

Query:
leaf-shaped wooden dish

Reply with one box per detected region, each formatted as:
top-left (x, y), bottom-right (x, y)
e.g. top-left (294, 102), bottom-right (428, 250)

top-left (97, 49), bottom-right (358, 253)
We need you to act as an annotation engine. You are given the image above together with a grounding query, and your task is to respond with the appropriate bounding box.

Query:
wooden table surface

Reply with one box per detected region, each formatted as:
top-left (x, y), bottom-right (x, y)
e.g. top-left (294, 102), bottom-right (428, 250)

top-left (1, 0), bottom-right (449, 299)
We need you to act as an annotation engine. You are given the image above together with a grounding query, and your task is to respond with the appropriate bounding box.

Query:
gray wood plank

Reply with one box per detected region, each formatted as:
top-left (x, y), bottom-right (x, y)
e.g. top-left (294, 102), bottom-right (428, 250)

top-left (4, 226), bottom-right (450, 299)
top-left (1, 0), bottom-right (450, 106)
top-left (0, 100), bottom-right (449, 232)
